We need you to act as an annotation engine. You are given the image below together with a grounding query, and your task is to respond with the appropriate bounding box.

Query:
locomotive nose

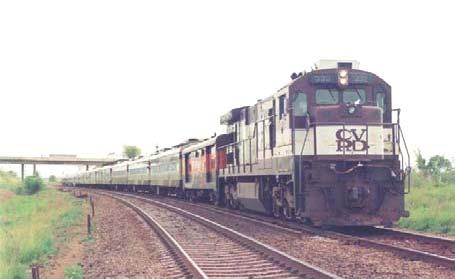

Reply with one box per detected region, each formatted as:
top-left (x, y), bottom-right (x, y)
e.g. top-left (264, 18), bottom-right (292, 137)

top-left (312, 105), bottom-right (383, 124)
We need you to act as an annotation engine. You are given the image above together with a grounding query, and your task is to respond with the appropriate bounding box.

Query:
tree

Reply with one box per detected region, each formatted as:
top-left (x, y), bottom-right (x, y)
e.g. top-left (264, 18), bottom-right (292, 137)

top-left (427, 155), bottom-right (452, 183)
top-left (415, 150), bottom-right (429, 176)
top-left (123, 145), bottom-right (141, 159)
top-left (442, 169), bottom-right (455, 184)
top-left (415, 151), bottom-right (452, 184)
top-left (49, 175), bottom-right (57, 182)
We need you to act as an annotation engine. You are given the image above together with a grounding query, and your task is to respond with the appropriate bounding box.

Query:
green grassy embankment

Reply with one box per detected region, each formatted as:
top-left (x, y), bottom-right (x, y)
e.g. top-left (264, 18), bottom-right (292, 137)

top-left (398, 172), bottom-right (455, 235)
top-left (0, 171), bottom-right (84, 279)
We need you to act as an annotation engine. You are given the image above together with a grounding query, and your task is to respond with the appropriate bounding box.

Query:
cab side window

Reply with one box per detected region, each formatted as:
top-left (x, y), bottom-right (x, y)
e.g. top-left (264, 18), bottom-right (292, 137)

top-left (293, 92), bottom-right (307, 116)
top-left (376, 92), bottom-right (386, 112)
top-left (278, 95), bottom-right (286, 119)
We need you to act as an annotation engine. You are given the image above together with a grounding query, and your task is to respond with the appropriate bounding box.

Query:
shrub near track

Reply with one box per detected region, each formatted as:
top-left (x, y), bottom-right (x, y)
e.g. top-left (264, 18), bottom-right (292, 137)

top-left (399, 172), bottom-right (455, 235)
top-left (0, 176), bottom-right (83, 279)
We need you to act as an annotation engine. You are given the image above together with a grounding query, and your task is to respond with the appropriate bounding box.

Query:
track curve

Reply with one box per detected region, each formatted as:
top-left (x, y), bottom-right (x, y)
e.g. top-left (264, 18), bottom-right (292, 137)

top-left (97, 191), bottom-right (338, 279)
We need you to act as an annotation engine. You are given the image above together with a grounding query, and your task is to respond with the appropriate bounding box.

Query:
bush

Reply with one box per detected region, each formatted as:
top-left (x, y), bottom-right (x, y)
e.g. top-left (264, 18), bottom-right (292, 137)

top-left (0, 170), bottom-right (20, 189)
top-left (16, 176), bottom-right (45, 195)
top-left (442, 169), bottom-right (455, 184)
top-left (399, 182), bottom-right (455, 235)
top-left (48, 175), bottom-right (57, 183)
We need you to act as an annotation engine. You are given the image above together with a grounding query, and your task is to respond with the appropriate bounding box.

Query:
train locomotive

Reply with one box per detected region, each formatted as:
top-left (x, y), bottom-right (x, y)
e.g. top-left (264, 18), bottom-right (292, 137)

top-left (64, 60), bottom-right (410, 226)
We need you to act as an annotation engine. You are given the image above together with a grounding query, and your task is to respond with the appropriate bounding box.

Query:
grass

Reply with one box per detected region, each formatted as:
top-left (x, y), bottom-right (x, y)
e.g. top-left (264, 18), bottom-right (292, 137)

top-left (0, 170), bottom-right (20, 191)
top-left (0, 175), bottom-right (84, 279)
top-left (64, 264), bottom-right (84, 279)
top-left (398, 172), bottom-right (455, 235)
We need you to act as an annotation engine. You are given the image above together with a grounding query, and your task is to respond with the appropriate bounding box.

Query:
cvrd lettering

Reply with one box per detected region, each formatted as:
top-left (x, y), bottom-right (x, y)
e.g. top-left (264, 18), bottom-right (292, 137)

top-left (335, 129), bottom-right (369, 152)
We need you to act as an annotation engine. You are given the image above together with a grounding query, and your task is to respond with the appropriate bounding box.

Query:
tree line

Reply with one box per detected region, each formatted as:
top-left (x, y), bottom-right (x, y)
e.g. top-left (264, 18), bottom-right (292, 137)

top-left (415, 150), bottom-right (454, 185)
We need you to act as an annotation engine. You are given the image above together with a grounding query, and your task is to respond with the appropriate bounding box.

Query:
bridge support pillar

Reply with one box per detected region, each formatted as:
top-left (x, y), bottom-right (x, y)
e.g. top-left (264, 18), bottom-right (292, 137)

top-left (33, 164), bottom-right (36, 176)
top-left (21, 164), bottom-right (24, 181)
top-left (86, 165), bottom-right (89, 171)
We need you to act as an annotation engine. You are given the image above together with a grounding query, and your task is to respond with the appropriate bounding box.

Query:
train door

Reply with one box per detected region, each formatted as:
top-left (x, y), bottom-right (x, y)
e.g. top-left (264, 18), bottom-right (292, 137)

top-left (206, 146), bottom-right (212, 183)
top-left (263, 100), bottom-right (274, 169)
top-left (184, 153), bottom-right (190, 183)
top-left (269, 99), bottom-right (276, 155)
top-left (251, 105), bottom-right (258, 165)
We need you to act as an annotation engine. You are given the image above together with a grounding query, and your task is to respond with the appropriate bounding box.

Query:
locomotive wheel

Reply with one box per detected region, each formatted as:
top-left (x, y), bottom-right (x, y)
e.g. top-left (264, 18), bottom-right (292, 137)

top-left (282, 200), bottom-right (294, 220)
top-left (272, 201), bottom-right (282, 218)
top-left (224, 195), bottom-right (230, 208)
top-left (228, 198), bottom-right (236, 209)
top-left (185, 191), bottom-right (195, 202)
top-left (227, 195), bottom-right (238, 209)
top-left (225, 195), bottom-right (233, 208)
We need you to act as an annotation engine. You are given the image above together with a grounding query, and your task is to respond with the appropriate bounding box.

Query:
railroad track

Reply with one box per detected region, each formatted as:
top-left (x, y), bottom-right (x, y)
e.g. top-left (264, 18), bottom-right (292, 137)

top-left (94, 190), bottom-right (338, 279)
top-left (356, 226), bottom-right (455, 258)
top-left (334, 226), bottom-right (455, 266)
top-left (138, 194), bottom-right (455, 270)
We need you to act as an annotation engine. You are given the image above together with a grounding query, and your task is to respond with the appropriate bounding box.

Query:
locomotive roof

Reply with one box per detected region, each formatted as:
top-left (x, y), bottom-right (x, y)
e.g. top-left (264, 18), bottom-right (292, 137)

top-left (220, 66), bottom-right (390, 126)
top-left (292, 68), bottom-right (391, 88)
top-left (182, 137), bottom-right (216, 153)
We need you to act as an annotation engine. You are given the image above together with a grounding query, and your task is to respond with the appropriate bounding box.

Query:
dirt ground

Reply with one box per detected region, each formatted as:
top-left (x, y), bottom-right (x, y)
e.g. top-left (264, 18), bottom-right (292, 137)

top-left (42, 192), bottom-right (171, 279)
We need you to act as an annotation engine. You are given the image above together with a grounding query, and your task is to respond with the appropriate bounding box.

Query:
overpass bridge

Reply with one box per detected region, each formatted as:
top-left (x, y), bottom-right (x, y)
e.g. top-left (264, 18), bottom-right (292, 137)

top-left (0, 156), bottom-right (121, 180)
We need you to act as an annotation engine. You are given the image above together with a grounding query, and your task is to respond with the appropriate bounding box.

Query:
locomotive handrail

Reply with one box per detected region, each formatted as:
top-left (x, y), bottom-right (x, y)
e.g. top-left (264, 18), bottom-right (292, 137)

top-left (217, 138), bottom-right (255, 175)
top-left (296, 121), bottom-right (399, 126)
top-left (216, 138), bottom-right (251, 151)
top-left (399, 125), bottom-right (411, 194)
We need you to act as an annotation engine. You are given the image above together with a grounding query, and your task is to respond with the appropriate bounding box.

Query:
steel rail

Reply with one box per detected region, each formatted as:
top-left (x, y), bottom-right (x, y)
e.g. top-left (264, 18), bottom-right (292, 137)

top-left (110, 191), bottom-right (339, 279)
top-left (373, 227), bottom-right (455, 246)
top-left (96, 192), bottom-right (209, 279)
top-left (341, 234), bottom-right (455, 269)
top-left (151, 197), bottom-right (455, 269)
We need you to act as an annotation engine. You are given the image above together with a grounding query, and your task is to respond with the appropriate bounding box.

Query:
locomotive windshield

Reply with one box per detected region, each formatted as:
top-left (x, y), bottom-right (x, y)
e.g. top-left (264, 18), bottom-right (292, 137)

top-left (316, 88), bottom-right (366, 105)
top-left (343, 89), bottom-right (366, 104)
top-left (316, 89), bottom-right (339, 105)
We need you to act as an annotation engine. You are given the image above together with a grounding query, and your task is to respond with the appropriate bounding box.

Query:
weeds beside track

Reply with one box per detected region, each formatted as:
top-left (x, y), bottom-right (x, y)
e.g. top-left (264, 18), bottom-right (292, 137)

top-left (0, 186), bottom-right (83, 279)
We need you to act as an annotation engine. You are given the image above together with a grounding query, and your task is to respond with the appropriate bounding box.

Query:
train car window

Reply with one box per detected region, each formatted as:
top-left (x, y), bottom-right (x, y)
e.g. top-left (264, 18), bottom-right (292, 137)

top-left (278, 95), bottom-right (286, 119)
top-left (316, 89), bottom-right (339, 105)
top-left (293, 92), bottom-right (308, 116)
top-left (376, 92), bottom-right (386, 112)
top-left (343, 89), bottom-right (366, 105)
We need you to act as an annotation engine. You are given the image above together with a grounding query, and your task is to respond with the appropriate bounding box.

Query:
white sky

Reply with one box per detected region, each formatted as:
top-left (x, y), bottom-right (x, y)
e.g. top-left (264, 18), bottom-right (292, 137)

top-left (1, 1), bottom-right (454, 177)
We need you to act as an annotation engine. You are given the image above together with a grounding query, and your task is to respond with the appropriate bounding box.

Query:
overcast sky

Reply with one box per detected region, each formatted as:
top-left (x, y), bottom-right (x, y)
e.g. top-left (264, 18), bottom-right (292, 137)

top-left (1, 1), bottom-right (454, 176)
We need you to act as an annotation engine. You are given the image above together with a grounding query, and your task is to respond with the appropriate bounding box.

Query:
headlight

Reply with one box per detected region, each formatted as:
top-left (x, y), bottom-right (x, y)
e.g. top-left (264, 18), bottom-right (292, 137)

top-left (348, 106), bottom-right (356, 114)
top-left (338, 69), bottom-right (349, 86)
top-left (339, 69), bottom-right (348, 78)
top-left (339, 77), bottom-right (349, 86)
